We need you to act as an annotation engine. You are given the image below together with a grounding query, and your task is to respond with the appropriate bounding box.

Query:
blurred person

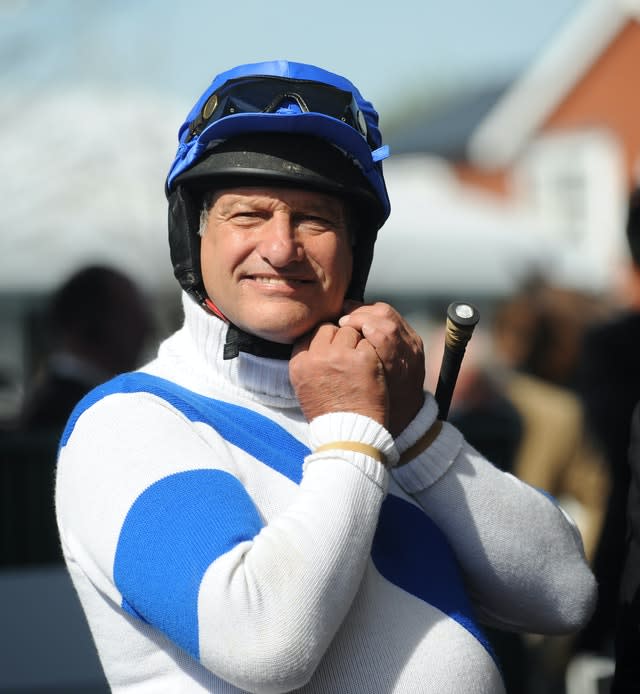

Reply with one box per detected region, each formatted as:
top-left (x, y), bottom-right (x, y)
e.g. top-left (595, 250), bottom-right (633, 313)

top-left (489, 281), bottom-right (610, 694)
top-left (573, 187), bottom-right (640, 668)
top-left (16, 264), bottom-right (153, 431)
top-left (0, 265), bottom-right (152, 566)
top-left (55, 60), bottom-right (597, 693)
top-left (611, 400), bottom-right (640, 692)
top-left (492, 281), bottom-right (609, 563)
top-left (492, 278), bottom-right (610, 390)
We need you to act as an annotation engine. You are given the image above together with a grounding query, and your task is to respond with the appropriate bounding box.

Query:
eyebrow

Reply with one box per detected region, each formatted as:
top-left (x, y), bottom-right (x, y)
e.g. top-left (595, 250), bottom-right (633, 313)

top-left (219, 193), bottom-right (346, 218)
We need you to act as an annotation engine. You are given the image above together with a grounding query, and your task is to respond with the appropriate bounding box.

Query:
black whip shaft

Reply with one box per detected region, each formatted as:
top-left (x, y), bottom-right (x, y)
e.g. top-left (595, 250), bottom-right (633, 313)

top-left (434, 302), bottom-right (480, 420)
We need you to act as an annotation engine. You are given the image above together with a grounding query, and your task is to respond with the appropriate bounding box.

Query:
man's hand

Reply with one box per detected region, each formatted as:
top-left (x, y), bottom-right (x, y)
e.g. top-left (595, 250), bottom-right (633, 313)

top-left (338, 302), bottom-right (425, 437)
top-left (290, 323), bottom-right (388, 427)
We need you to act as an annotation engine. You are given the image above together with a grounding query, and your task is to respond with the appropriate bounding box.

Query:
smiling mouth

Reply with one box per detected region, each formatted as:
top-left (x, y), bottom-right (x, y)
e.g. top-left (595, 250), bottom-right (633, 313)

top-left (250, 276), bottom-right (312, 286)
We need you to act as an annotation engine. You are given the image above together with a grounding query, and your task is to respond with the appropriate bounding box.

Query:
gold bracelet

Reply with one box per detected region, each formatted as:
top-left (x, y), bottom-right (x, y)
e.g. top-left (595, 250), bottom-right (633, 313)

top-left (313, 441), bottom-right (386, 465)
top-left (397, 420), bottom-right (443, 467)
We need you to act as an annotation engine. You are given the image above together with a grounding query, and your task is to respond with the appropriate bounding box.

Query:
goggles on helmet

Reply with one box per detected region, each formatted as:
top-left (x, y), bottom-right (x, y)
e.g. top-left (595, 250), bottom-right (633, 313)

top-left (185, 76), bottom-right (371, 147)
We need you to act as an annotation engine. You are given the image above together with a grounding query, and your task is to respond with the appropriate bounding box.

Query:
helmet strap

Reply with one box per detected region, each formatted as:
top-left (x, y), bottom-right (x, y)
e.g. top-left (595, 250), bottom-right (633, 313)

top-left (223, 323), bottom-right (293, 360)
top-left (200, 295), bottom-right (292, 360)
top-left (204, 297), bottom-right (227, 321)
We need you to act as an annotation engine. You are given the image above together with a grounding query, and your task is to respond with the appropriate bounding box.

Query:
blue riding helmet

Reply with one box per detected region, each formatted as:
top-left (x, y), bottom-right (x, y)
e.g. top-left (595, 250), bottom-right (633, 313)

top-left (166, 60), bottom-right (391, 333)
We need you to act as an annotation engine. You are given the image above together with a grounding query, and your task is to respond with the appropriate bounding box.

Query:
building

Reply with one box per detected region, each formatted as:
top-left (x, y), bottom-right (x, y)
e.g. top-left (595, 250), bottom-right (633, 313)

top-left (371, 0), bottom-right (640, 301)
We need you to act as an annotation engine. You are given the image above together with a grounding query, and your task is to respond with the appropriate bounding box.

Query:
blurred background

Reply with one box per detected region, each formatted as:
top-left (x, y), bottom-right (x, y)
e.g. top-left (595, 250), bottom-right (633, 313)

top-left (2, 0), bottom-right (640, 691)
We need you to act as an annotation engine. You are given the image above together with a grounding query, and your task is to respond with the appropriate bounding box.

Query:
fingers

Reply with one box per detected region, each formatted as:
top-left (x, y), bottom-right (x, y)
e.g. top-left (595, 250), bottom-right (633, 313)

top-left (292, 322), bottom-right (362, 358)
top-left (339, 303), bottom-right (422, 365)
top-left (339, 302), bottom-right (400, 337)
top-left (289, 320), bottom-right (388, 426)
top-left (331, 325), bottom-right (362, 349)
top-left (292, 304), bottom-right (424, 435)
top-left (338, 302), bottom-right (426, 436)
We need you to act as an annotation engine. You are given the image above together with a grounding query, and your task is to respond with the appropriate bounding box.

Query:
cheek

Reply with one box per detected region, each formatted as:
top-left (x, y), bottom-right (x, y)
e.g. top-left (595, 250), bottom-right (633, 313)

top-left (200, 233), bottom-right (245, 283)
top-left (331, 239), bottom-right (353, 290)
top-left (310, 238), bottom-right (350, 284)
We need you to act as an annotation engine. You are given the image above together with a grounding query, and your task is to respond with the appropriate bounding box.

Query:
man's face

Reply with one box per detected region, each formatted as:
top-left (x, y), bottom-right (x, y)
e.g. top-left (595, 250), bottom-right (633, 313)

top-left (200, 186), bottom-right (353, 344)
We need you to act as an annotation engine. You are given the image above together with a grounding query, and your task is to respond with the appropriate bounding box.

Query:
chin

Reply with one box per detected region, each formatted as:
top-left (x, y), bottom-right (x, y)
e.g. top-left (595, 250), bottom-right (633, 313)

top-left (235, 306), bottom-right (337, 344)
top-left (235, 317), bottom-right (309, 344)
top-left (249, 325), bottom-right (307, 345)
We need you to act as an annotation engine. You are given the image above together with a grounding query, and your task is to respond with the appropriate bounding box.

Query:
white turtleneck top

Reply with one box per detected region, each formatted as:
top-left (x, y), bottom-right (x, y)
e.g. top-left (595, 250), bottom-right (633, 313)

top-left (55, 294), bottom-right (596, 693)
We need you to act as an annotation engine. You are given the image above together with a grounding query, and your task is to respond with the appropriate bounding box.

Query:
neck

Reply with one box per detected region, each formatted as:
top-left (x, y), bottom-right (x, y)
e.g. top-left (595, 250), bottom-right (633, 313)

top-left (171, 293), bottom-right (298, 407)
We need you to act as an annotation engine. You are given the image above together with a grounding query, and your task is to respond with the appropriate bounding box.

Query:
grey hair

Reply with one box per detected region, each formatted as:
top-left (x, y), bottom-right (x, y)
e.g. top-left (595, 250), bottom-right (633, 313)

top-left (198, 192), bottom-right (217, 237)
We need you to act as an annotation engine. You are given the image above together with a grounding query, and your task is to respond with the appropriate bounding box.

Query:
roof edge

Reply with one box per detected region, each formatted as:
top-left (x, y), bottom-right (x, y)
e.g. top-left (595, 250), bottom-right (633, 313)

top-left (468, 0), bottom-right (640, 169)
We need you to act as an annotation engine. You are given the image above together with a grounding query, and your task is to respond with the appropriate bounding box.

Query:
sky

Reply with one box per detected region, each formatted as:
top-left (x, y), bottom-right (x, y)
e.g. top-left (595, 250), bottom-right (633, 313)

top-left (2, 0), bottom-right (584, 116)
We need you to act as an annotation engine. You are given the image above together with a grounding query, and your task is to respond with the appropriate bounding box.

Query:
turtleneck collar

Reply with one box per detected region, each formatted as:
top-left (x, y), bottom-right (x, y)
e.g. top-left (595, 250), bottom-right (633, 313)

top-left (159, 293), bottom-right (299, 408)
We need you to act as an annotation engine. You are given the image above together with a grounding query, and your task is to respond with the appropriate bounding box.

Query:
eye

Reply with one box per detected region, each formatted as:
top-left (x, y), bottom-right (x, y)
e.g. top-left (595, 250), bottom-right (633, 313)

top-left (296, 214), bottom-right (339, 233)
top-left (230, 210), bottom-right (267, 225)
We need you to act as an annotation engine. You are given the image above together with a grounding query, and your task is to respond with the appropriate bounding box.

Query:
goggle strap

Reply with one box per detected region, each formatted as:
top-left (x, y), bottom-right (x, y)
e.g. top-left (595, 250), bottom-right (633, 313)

top-left (264, 92), bottom-right (310, 114)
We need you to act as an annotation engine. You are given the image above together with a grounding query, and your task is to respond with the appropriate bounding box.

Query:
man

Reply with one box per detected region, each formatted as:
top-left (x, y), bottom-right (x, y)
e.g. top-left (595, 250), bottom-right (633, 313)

top-left (56, 60), bottom-right (596, 693)
top-left (570, 185), bottom-right (640, 692)
top-left (574, 187), bottom-right (640, 664)
top-left (18, 265), bottom-right (152, 432)
top-left (612, 400), bottom-right (640, 692)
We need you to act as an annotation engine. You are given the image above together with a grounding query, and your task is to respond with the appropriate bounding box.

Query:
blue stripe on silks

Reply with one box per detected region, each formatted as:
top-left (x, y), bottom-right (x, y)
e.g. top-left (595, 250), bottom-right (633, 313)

top-left (63, 371), bottom-right (495, 661)
top-left (114, 469), bottom-right (263, 661)
top-left (60, 372), bottom-right (308, 483)
top-left (371, 494), bottom-right (495, 661)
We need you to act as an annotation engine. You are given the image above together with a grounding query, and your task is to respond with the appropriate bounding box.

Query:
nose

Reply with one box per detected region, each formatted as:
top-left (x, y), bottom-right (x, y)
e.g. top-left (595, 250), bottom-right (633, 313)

top-left (256, 213), bottom-right (304, 266)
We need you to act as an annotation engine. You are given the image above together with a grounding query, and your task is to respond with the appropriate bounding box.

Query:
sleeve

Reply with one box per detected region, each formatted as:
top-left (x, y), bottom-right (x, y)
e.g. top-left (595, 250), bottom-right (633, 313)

top-left (390, 394), bottom-right (597, 635)
top-left (56, 392), bottom-right (392, 693)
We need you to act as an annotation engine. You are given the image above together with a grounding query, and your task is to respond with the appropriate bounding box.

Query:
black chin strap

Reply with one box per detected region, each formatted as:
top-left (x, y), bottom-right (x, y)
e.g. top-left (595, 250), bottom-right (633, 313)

top-left (223, 323), bottom-right (293, 360)
top-left (193, 292), bottom-right (293, 361)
